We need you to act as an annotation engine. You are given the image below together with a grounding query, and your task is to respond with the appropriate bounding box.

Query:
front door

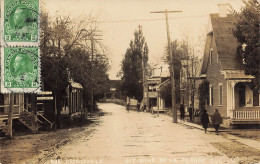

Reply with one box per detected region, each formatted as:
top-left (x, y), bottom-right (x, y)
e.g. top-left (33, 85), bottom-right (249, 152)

top-left (239, 84), bottom-right (245, 107)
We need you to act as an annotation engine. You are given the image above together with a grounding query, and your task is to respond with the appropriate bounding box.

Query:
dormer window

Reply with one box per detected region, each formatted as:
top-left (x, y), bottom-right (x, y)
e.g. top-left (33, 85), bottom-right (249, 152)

top-left (209, 48), bottom-right (213, 64)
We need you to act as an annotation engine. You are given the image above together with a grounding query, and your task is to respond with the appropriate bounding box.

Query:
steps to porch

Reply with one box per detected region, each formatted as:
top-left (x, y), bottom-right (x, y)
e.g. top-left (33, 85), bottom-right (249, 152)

top-left (18, 112), bottom-right (37, 133)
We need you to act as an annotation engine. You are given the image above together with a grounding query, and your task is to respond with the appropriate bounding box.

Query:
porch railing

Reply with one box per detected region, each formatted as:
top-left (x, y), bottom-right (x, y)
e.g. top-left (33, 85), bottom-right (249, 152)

top-left (233, 110), bottom-right (260, 120)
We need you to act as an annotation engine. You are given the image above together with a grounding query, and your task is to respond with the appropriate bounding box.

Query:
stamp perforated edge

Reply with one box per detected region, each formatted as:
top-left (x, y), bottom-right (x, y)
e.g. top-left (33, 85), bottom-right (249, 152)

top-left (0, 0), bottom-right (41, 47)
top-left (1, 47), bottom-right (42, 93)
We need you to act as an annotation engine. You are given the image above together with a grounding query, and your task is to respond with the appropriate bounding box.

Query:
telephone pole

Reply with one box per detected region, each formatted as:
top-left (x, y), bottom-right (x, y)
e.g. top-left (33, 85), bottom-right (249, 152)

top-left (142, 50), bottom-right (149, 112)
top-left (151, 10), bottom-right (182, 123)
top-left (89, 31), bottom-right (102, 114)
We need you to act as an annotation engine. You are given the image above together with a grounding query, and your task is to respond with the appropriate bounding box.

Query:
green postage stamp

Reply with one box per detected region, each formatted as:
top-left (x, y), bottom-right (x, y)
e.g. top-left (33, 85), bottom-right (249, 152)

top-left (1, 0), bottom-right (39, 44)
top-left (1, 47), bottom-right (41, 93)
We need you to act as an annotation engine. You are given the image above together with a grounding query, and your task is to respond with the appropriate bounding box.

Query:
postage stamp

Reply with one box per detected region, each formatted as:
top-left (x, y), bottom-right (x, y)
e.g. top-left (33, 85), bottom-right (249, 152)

top-left (1, 0), bottom-right (39, 45)
top-left (1, 47), bottom-right (41, 93)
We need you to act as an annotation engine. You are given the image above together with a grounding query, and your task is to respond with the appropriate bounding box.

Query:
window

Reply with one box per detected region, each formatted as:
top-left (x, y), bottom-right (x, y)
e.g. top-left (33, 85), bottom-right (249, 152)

top-left (219, 84), bottom-right (223, 106)
top-left (209, 48), bottom-right (213, 64)
top-left (209, 84), bottom-right (213, 106)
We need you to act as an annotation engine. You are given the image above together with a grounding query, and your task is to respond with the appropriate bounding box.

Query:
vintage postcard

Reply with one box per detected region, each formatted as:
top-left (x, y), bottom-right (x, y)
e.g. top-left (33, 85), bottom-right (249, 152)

top-left (0, 0), bottom-right (259, 164)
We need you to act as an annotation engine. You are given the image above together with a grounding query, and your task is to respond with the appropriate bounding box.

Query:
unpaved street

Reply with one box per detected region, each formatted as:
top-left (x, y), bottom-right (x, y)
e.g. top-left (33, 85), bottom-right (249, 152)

top-left (42, 103), bottom-right (241, 164)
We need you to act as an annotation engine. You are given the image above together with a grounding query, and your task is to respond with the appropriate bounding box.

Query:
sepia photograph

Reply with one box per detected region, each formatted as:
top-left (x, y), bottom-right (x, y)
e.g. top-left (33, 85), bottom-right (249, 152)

top-left (0, 0), bottom-right (259, 163)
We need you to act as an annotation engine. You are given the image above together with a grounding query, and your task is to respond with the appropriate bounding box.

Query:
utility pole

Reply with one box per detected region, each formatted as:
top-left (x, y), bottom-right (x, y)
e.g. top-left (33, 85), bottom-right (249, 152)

top-left (151, 10), bottom-right (182, 123)
top-left (142, 50), bottom-right (149, 112)
top-left (89, 30), bottom-right (102, 114)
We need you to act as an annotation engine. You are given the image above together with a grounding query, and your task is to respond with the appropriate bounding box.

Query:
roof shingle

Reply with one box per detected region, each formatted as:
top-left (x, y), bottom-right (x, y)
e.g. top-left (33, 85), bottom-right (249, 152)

top-left (210, 14), bottom-right (243, 70)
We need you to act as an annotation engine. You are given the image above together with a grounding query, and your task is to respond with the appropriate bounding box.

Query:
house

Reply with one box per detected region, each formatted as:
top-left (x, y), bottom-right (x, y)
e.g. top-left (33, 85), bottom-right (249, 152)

top-left (104, 80), bottom-right (123, 101)
top-left (200, 4), bottom-right (260, 125)
top-left (0, 92), bottom-right (53, 136)
top-left (144, 64), bottom-right (170, 112)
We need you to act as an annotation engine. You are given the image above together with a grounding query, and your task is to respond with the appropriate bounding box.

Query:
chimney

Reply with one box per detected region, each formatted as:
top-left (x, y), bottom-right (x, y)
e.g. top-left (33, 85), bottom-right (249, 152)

top-left (218, 3), bottom-right (230, 17)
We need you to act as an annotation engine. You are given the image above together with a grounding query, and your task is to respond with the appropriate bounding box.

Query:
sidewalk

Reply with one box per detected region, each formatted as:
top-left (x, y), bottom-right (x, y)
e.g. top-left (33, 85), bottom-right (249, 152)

top-left (157, 112), bottom-right (260, 151)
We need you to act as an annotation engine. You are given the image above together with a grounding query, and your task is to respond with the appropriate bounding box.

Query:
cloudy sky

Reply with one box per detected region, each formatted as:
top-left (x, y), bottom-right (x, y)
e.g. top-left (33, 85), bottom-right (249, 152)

top-left (44, 0), bottom-right (244, 80)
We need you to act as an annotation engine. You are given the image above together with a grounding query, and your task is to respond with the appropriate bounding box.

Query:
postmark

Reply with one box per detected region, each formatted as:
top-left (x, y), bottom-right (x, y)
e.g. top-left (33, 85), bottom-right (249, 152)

top-left (1, 0), bottom-right (39, 45)
top-left (1, 47), bottom-right (41, 93)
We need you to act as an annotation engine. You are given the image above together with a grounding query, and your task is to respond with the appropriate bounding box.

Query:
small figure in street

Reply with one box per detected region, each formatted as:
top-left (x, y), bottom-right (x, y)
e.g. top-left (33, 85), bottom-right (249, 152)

top-left (211, 109), bottom-right (222, 134)
top-left (188, 104), bottom-right (193, 122)
top-left (137, 102), bottom-right (140, 112)
top-left (201, 110), bottom-right (210, 133)
top-left (126, 102), bottom-right (130, 112)
top-left (143, 104), bottom-right (146, 112)
top-left (180, 104), bottom-right (185, 122)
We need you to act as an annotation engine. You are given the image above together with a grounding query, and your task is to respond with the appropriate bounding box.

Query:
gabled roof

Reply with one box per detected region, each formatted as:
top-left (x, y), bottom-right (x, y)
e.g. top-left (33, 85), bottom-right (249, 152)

top-left (211, 14), bottom-right (242, 70)
top-left (201, 14), bottom-right (242, 75)
top-left (201, 32), bottom-right (213, 75)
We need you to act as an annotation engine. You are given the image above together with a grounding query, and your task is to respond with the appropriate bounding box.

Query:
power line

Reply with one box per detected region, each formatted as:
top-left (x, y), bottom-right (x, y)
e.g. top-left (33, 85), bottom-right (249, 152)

top-left (100, 15), bottom-right (208, 24)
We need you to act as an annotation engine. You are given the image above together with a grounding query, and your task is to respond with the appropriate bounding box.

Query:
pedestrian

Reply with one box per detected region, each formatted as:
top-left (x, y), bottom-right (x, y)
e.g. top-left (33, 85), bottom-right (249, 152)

top-left (180, 104), bottom-right (185, 122)
top-left (143, 104), bottom-right (146, 112)
top-left (126, 102), bottom-right (130, 112)
top-left (211, 109), bottom-right (222, 134)
top-left (200, 109), bottom-right (210, 133)
top-left (188, 104), bottom-right (193, 122)
top-left (137, 102), bottom-right (140, 112)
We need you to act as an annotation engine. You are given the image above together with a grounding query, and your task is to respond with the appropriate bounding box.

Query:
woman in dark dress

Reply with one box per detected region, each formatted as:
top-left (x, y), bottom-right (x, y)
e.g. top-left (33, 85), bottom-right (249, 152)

top-left (180, 104), bottom-right (185, 122)
top-left (200, 110), bottom-right (210, 133)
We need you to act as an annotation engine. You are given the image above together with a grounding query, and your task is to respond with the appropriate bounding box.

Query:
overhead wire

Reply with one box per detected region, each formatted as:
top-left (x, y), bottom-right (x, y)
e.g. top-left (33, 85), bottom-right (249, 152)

top-left (100, 15), bottom-right (209, 23)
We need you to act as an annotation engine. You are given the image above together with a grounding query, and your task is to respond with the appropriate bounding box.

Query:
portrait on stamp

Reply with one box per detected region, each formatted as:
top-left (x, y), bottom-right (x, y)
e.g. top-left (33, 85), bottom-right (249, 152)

top-left (3, 47), bottom-right (40, 89)
top-left (11, 52), bottom-right (34, 82)
top-left (4, 0), bottom-right (39, 42)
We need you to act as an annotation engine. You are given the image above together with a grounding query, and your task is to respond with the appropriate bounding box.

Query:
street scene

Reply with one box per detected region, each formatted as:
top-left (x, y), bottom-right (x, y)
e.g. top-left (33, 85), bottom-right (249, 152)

top-left (0, 0), bottom-right (260, 164)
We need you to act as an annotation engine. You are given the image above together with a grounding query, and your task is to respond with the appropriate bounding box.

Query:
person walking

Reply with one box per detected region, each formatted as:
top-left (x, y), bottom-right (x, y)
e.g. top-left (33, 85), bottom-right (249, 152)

top-left (126, 102), bottom-right (130, 112)
top-left (188, 104), bottom-right (193, 122)
top-left (137, 102), bottom-right (140, 112)
top-left (200, 110), bottom-right (210, 133)
top-left (180, 104), bottom-right (185, 122)
top-left (211, 109), bottom-right (222, 134)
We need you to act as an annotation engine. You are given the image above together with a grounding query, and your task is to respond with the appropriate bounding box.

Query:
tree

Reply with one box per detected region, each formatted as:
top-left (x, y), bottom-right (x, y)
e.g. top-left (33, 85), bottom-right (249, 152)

top-left (119, 25), bottom-right (149, 102)
top-left (158, 80), bottom-right (172, 107)
top-left (232, 0), bottom-right (260, 89)
top-left (162, 40), bottom-right (187, 106)
top-left (40, 12), bottom-right (109, 127)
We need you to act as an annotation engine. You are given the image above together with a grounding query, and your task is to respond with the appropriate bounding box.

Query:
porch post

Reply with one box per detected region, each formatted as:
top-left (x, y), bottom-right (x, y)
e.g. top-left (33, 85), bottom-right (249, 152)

top-left (231, 82), bottom-right (236, 110)
top-left (226, 82), bottom-right (231, 117)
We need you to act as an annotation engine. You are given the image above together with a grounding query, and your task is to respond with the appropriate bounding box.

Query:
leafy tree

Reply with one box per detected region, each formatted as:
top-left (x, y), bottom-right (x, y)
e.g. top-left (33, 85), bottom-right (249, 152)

top-left (40, 12), bottom-right (109, 127)
top-left (162, 40), bottom-right (188, 105)
top-left (232, 0), bottom-right (260, 89)
top-left (158, 80), bottom-right (172, 107)
top-left (119, 25), bottom-right (149, 102)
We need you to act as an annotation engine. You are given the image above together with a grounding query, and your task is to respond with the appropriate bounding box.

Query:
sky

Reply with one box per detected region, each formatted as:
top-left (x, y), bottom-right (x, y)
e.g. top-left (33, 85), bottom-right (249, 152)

top-left (43, 0), bottom-right (245, 80)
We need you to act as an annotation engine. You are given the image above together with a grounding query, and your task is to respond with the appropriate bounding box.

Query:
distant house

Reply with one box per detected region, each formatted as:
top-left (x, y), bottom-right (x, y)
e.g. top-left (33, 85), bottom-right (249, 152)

top-left (144, 64), bottom-right (170, 112)
top-left (105, 80), bottom-right (122, 100)
top-left (201, 4), bottom-right (260, 125)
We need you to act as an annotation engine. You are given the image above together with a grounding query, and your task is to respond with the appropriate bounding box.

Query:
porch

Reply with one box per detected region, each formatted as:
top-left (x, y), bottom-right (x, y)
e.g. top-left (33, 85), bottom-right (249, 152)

top-left (231, 107), bottom-right (260, 124)
top-left (227, 79), bottom-right (260, 124)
